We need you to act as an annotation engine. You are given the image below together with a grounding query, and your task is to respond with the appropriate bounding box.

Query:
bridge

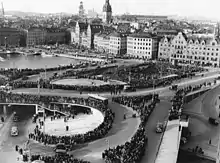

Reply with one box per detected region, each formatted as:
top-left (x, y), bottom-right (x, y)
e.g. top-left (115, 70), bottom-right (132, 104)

top-left (0, 102), bottom-right (91, 117)
top-left (155, 115), bottom-right (189, 163)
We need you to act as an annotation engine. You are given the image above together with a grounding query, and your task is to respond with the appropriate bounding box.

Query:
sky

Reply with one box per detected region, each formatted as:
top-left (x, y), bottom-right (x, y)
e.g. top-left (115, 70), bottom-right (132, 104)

top-left (2, 0), bottom-right (220, 19)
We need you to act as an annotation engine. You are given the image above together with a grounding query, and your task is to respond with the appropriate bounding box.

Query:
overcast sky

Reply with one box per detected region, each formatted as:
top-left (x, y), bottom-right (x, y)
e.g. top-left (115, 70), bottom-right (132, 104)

top-left (2, 0), bottom-right (220, 19)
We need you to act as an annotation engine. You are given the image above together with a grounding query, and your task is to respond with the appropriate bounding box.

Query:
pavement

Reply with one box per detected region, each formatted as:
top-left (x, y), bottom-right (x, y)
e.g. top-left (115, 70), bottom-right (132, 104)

top-left (40, 108), bottom-right (104, 136)
top-left (181, 84), bottom-right (220, 160)
top-left (140, 100), bottom-right (172, 163)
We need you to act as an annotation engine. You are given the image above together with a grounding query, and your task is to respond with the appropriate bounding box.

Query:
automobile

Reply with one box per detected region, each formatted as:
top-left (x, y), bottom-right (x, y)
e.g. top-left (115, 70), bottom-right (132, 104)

top-left (124, 85), bottom-right (136, 92)
top-left (11, 126), bottom-right (18, 136)
top-left (180, 137), bottom-right (187, 145)
top-left (156, 122), bottom-right (164, 133)
top-left (209, 117), bottom-right (219, 125)
top-left (54, 143), bottom-right (67, 155)
top-left (13, 113), bottom-right (19, 122)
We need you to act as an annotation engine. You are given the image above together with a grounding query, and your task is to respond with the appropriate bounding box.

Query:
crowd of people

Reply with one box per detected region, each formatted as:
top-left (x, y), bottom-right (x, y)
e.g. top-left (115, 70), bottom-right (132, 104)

top-left (10, 79), bottom-right (124, 93)
top-left (0, 91), bottom-right (115, 150)
top-left (106, 62), bottom-right (205, 89)
top-left (169, 82), bottom-right (210, 120)
top-left (102, 94), bottom-right (160, 162)
top-left (0, 64), bottom-right (75, 81)
top-left (30, 154), bottom-right (91, 163)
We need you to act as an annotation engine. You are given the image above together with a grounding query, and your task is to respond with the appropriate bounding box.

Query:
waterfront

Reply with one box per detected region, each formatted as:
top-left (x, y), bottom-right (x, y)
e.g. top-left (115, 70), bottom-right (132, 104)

top-left (0, 54), bottom-right (78, 69)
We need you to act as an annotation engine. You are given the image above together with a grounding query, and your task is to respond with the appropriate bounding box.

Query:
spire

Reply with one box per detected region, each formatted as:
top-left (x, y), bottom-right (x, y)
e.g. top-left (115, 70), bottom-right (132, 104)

top-left (1, 2), bottom-right (4, 17)
top-left (103, 0), bottom-right (112, 12)
top-left (79, 1), bottom-right (85, 18)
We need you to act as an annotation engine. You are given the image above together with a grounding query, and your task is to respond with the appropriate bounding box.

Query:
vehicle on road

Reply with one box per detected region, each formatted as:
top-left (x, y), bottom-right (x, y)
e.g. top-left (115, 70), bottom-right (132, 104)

top-left (13, 112), bottom-right (19, 122)
top-left (124, 85), bottom-right (136, 92)
top-left (156, 122), bottom-right (165, 133)
top-left (88, 94), bottom-right (108, 106)
top-left (180, 137), bottom-right (187, 145)
top-left (54, 143), bottom-right (67, 155)
top-left (209, 117), bottom-right (219, 125)
top-left (11, 126), bottom-right (18, 136)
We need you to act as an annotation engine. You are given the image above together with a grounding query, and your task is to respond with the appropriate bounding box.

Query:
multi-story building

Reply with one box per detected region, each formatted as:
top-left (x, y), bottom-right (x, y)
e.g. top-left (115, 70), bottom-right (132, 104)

top-left (158, 32), bottom-right (220, 67)
top-left (73, 21), bottom-right (88, 45)
top-left (45, 28), bottom-right (67, 44)
top-left (127, 33), bottom-right (160, 59)
top-left (0, 28), bottom-right (20, 47)
top-left (82, 24), bottom-right (103, 49)
top-left (94, 33), bottom-right (110, 52)
top-left (26, 28), bottom-right (46, 47)
top-left (109, 32), bottom-right (127, 56)
top-left (66, 28), bottom-right (75, 44)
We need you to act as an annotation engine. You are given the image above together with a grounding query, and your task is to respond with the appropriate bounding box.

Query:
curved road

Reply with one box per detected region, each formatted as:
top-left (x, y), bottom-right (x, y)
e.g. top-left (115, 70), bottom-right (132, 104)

top-left (182, 85), bottom-right (220, 159)
top-left (0, 72), bottom-right (219, 162)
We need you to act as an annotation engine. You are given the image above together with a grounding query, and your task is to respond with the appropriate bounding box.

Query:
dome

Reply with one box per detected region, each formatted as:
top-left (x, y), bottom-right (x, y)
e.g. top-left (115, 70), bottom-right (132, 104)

top-left (103, 0), bottom-right (112, 12)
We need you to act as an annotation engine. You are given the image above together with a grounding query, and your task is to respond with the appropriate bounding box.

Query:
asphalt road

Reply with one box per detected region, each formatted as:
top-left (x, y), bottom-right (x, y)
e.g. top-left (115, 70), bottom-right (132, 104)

top-left (140, 100), bottom-right (172, 163)
top-left (0, 105), bottom-right (35, 163)
top-left (12, 72), bottom-right (219, 98)
top-left (181, 85), bottom-right (220, 159)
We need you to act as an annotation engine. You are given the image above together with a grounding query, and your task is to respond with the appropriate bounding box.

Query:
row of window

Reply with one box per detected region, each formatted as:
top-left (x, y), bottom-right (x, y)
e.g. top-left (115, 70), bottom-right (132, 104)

top-left (171, 54), bottom-right (218, 61)
top-left (161, 44), bottom-right (220, 50)
top-left (128, 38), bottom-right (152, 42)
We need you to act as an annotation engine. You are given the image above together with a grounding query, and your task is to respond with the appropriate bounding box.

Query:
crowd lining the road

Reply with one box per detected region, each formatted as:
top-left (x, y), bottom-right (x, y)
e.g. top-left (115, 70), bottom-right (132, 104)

top-left (0, 91), bottom-right (114, 150)
top-left (0, 61), bottom-right (206, 94)
top-left (102, 94), bottom-right (160, 162)
top-left (30, 154), bottom-right (90, 163)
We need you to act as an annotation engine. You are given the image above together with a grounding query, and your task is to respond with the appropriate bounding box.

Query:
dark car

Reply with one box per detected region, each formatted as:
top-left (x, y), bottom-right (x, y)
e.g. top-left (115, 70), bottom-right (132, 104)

top-left (209, 117), bottom-right (219, 125)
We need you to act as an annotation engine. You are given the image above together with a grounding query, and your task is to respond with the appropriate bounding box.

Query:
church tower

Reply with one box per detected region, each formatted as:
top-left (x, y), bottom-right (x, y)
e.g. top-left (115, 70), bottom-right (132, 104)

top-left (102, 0), bottom-right (112, 24)
top-left (79, 1), bottom-right (85, 18)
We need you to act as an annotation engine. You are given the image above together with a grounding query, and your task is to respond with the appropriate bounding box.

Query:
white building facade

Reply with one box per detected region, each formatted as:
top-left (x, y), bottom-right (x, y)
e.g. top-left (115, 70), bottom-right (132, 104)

top-left (127, 33), bottom-right (159, 59)
top-left (159, 32), bottom-right (220, 67)
top-left (109, 33), bottom-right (127, 55)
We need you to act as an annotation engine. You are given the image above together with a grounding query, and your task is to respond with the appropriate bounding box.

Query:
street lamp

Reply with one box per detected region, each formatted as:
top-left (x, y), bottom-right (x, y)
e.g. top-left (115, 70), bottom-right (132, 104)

top-left (4, 37), bottom-right (7, 49)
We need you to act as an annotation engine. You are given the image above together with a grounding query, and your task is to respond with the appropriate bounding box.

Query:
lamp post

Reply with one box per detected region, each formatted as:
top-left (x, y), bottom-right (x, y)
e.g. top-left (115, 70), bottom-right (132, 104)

top-left (4, 37), bottom-right (7, 49)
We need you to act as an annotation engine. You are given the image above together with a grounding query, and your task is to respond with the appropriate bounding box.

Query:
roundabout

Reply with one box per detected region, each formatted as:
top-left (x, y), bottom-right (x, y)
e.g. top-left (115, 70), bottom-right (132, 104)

top-left (40, 107), bottom-right (104, 137)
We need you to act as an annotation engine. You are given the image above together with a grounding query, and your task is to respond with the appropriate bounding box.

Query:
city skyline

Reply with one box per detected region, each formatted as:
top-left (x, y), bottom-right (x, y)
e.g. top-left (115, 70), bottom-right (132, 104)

top-left (2, 0), bottom-right (220, 20)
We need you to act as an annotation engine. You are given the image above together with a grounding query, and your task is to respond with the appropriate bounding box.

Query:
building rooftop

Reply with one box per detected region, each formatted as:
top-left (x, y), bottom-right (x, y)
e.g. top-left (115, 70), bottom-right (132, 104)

top-left (128, 32), bottom-right (159, 39)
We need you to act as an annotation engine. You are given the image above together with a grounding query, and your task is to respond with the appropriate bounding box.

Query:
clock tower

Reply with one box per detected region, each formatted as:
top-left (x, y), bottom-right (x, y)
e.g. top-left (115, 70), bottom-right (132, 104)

top-left (102, 0), bottom-right (112, 24)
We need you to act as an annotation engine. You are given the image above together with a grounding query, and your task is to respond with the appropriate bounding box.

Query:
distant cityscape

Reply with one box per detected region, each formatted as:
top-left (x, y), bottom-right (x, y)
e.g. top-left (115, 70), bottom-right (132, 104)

top-left (0, 0), bottom-right (220, 66)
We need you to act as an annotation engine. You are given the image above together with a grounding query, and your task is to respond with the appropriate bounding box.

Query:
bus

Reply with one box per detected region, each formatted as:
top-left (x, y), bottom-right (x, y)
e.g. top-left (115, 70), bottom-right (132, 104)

top-left (88, 94), bottom-right (108, 106)
top-left (54, 143), bottom-right (67, 155)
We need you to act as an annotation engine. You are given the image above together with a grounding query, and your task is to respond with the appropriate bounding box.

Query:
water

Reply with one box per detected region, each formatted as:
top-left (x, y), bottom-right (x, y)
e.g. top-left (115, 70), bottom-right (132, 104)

top-left (0, 54), bottom-right (78, 69)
